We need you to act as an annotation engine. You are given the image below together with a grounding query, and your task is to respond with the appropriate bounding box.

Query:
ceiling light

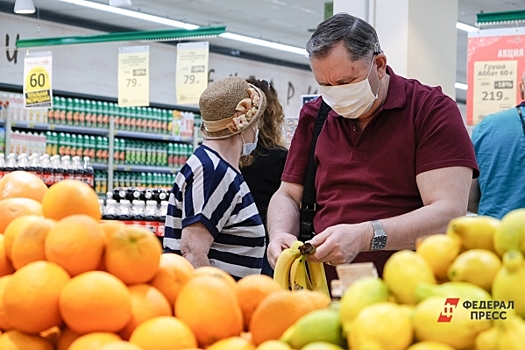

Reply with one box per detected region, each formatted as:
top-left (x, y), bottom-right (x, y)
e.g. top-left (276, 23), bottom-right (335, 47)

top-left (219, 33), bottom-right (307, 56)
top-left (109, 0), bottom-right (132, 7)
top-left (455, 82), bottom-right (468, 91)
top-left (14, 0), bottom-right (36, 14)
top-left (456, 22), bottom-right (478, 32)
top-left (58, 0), bottom-right (198, 29)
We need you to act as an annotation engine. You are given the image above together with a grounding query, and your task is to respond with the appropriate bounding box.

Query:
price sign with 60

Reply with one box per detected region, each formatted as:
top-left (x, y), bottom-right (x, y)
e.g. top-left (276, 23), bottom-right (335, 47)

top-left (23, 53), bottom-right (53, 108)
top-left (473, 60), bottom-right (518, 125)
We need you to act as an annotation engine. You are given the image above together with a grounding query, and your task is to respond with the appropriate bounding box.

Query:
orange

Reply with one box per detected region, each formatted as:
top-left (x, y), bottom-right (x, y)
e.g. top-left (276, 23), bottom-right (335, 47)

top-left (45, 214), bottom-right (106, 276)
top-left (2, 214), bottom-right (42, 260)
top-left (68, 332), bottom-right (122, 350)
top-left (56, 327), bottom-right (81, 350)
top-left (129, 316), bottom-right (198, 350)
top-left (206, 336), bottom-right (256, 350)
top-left (235, 274), bottom-right (282, 330)
top-left (0, 170), bottom-right (48, 202)
top-left (149, 253), bottom-right (194, 305)
top-left (119, 284), bottom-right (172, 340)
top-left (0, 198), bottom-right (42, 233)
top-left (100, 341), bottom-right (144, 350)
top-left (0, 275), bottom-right (13, 331)
top-left (192, 266), bottom-right (237, 290)
top-left (42, 179), bottom-right (101, 221)
top-left (104, 225), bottom-right (162, 285)
top-left (99, 220), bottom-right (127, 243)
top-left (0, 329), bottom-right (53, 350)
top-left (0, 235), bottom-right (14, 278)
top-left (175, 275), bottom-right (243, 348)
top-left (10, 217), bottom-right (56, 270)
top-left (249, 290), bottom-right (331, 345)
top-left (3, 261), bottom-right (70, 334)
top-left (59, 270), bottom-right (132, 334)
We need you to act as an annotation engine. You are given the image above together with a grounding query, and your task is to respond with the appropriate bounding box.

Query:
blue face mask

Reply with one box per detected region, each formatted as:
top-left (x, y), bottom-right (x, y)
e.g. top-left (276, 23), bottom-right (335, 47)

top-left (241, 127), bottom-right (259, 156)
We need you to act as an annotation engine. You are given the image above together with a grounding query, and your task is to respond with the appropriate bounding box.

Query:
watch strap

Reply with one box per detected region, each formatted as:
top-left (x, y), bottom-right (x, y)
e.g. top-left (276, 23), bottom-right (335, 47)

top-left (369, 220), bottom-right (387, 251)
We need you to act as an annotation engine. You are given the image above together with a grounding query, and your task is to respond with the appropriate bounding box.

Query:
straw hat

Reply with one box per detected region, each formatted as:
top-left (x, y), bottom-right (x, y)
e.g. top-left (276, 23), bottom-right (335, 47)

top-left (200, 76), bottom-right (267, 139)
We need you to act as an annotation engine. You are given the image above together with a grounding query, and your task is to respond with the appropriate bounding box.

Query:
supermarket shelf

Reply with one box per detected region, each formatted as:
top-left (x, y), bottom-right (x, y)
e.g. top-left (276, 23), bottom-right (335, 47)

top-left (11, 121), bottom-right (109, 136)
top-left (114, 130), bottom-right (193, 143)
top-left (93, 163), bottom-right (108, 171)
top-left (113, 164), bottom-right (180, 174)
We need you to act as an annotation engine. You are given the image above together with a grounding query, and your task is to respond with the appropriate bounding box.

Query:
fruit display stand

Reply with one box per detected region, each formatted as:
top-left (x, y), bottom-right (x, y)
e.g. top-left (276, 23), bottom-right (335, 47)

top-left (1, 170), bottom-right (525, 349)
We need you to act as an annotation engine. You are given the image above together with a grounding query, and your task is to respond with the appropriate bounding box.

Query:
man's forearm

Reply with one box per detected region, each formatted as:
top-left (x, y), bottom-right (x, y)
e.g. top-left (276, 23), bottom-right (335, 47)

top-left (267, 190), bottom-right (301, 240)
top-left (379, 199), bottom-right (466, 251)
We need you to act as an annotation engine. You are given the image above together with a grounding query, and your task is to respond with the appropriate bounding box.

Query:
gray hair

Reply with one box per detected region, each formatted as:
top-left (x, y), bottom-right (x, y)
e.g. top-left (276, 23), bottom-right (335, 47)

top-left (306, 13), bottom-right (382, 61)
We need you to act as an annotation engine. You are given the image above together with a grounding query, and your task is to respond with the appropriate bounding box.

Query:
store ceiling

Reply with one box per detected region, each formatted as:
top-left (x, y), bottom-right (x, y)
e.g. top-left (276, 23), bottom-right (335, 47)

top-left (2, 0), bottom-right (525, 102)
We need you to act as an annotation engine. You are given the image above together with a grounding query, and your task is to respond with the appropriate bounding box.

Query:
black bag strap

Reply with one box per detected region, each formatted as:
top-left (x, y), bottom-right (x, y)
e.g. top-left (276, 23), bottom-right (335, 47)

top-left (298, 100), bottom-right (331, 242)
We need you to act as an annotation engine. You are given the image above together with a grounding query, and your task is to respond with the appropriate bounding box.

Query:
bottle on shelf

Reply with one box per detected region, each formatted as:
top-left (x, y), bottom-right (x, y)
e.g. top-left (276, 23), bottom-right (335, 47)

top-left (4, 153), bottom-right (17, 176)
top-left (40, 154), bottom-right (54, 186)
top-left (117, 199), bottom-right (132, 221)
top-left (103, 199), bottom-right (118, 220)
top-left (131, 200), bottom-right (145, 221)
top-left (83, 156), bottom-right (95, 188)
top-left (0, 153), bottom-right (5, 179)
top-left (61, 155), bottom-right (74, 180)
top-left (28, 153), bottom-right (43, 180)
top-left (16, 153), bottom-right (29, 172)
top-left (50, 154), bottom-right (64, 184)
top-left (71, 156), bottom-right (84, 182)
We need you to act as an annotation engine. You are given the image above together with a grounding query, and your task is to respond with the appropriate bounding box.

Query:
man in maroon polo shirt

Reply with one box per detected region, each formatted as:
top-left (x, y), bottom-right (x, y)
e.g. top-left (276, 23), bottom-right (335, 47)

top-left (266, 13), bottom-right (479, 279)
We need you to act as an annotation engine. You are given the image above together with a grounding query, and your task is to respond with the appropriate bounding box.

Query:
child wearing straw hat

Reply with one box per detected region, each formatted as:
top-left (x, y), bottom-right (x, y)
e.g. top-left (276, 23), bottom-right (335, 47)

top-left (164, 76), bottom-right (267, 279)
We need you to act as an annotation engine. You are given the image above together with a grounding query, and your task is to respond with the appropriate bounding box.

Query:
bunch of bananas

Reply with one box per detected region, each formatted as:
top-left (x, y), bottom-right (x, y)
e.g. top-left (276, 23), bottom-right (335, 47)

top-left (273, 240), bottom-right (330, 297)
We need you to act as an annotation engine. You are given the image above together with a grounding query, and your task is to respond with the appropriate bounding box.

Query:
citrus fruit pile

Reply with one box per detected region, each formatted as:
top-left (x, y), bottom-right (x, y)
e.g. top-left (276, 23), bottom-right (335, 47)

top-left (0, 171), bottom-right (334, 350)
top-left (269, 210), bottom-right (525, 350)
top-left (2, 170), bottom-right (524, 350)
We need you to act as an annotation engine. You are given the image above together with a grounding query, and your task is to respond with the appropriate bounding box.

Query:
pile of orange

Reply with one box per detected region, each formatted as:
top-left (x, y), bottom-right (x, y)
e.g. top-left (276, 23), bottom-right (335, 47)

top-left (0, 171), bottom-right (332, 349)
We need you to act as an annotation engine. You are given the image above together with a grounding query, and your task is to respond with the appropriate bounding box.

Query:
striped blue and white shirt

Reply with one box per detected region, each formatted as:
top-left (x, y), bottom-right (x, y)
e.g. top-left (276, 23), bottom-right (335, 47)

top-left (164, 145), bottom-right (265, 279)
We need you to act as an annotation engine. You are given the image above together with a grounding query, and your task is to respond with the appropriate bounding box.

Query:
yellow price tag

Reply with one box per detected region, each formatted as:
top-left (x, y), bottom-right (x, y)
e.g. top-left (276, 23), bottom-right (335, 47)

top-left (23, 52), bottom-right (53, 108)
top-left (176, 42), bottom-right (209, 105)
top-left (118, 46), bottom-right (150, 107)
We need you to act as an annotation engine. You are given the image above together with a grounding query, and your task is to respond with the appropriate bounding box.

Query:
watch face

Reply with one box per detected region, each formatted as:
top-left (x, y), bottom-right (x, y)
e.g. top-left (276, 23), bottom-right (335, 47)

top-left (372, 235), bottom-right (387, 250)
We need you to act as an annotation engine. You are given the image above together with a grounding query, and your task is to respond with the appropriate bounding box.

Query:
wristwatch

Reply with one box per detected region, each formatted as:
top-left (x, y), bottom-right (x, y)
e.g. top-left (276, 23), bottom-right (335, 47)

top-left (369, 220), bottom-right (387, 251)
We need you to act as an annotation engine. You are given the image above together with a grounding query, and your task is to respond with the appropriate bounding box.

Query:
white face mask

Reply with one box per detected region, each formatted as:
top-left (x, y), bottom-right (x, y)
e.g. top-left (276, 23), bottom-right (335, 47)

top-left (241, 127), bottom-right (259, 156)
top-left (319, 57), bottom-right (380, 119)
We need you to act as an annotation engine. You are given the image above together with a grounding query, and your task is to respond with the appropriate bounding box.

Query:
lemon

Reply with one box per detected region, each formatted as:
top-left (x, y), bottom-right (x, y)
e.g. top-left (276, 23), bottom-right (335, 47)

top-left (416, 234), bottom-right (461, 279)
top-left (301, 342), bottom-right (345, 350)
top-left (495, 313), bottom-right (525, 350)
top-left (349, 302), bottom-right (413, 350)
top-left (446, 215), bottom-right (500, 252)
top-left (475, 326), bottom-right (499, 350)
top-left (280, 309), bottom-right (345, 349)
top-left (492, 250), bottom-right (525, 318)
top-left (414, 281), bottom-right (491, 304)
top-left (256, 340), bottom-right (293, 350)
top-left (339, 276), bottom-right (389, 332)
top-left (447, 249), bottom-right (502, 292)
top-left (407, 341), bottom-right (456, 350)
top-left (383, 250), bottom-right (436, 305)
top-left (413, 296), bottom-right (491, 349)
top-left (493, 208), bottom-right (525, 256)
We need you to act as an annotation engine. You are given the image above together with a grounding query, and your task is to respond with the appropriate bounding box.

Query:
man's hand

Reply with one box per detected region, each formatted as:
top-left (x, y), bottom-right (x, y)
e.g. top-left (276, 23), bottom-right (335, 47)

top-left (267, 233), bottom-right (300, 268)
top-left (307, 223), bottom-right (372, 265)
